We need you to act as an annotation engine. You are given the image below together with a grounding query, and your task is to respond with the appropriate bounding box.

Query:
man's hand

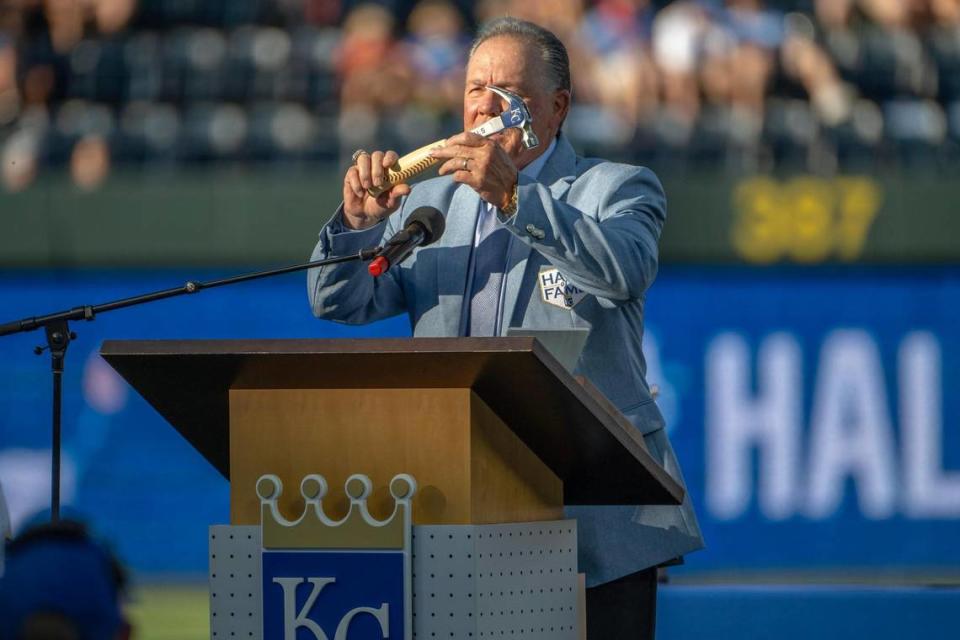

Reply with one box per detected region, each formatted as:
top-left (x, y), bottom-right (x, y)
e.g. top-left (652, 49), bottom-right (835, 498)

top-left (433, 132), bottom-right (518, 210)
top-left (343, 150), bottom-right (412, 229)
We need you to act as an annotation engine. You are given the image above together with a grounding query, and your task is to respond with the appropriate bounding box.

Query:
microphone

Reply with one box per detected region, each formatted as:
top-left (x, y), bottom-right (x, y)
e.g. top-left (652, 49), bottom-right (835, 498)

top-left (368, 206), bottom-right (446, 277)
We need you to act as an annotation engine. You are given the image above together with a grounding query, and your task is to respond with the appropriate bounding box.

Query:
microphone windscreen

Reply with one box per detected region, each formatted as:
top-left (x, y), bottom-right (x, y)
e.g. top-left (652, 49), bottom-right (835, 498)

top-left (407, 206), bottom-right (446, 246)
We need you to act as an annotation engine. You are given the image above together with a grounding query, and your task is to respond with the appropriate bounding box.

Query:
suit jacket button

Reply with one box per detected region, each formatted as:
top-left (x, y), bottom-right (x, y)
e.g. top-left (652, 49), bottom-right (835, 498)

top-left (525, 224), bottom-right (545, 239)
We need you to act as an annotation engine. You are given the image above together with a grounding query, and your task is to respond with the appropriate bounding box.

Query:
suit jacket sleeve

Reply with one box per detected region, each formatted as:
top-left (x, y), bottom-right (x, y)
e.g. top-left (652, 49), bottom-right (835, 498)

top-left (505, 163), bottom-right (666, 304)
top-left (306, 206), bottom-right (408, 324)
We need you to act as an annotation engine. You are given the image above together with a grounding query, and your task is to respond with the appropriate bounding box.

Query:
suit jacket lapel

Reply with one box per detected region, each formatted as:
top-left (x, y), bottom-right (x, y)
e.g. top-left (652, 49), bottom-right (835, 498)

top-left (437, 184), bottom-right (481, 335)
top-left (499, 135), bottom-right (578, 333)
top-left (537, 134), bottom-right (578, 201)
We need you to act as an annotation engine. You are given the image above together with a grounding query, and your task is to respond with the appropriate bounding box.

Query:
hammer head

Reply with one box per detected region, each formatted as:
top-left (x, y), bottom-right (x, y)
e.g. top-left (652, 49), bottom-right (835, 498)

top-left (486, 85), bottom-right (540, 150)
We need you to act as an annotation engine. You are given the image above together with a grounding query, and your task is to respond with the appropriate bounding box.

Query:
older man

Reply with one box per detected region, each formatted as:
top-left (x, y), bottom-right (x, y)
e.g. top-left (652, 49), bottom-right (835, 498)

top-left (309, 17), bottom-right (703, 639)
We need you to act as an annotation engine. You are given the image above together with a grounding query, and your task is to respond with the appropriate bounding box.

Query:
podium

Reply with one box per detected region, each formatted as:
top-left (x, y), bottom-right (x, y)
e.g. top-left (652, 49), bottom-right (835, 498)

top-left (101, 337), bottom-right (683, 639)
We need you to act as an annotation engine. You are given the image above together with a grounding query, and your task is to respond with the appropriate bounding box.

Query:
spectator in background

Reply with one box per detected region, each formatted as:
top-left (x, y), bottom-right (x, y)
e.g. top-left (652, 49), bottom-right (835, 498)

top-left (782, 10), bottom-right (855, 127)
top-left (0, 519), bottom-right (131, 640)
top-left (302, 0), bottom-right (344, 26)
top-left (384, 0), bottom-right (470, 146)
top-left (42, 0), bottom-right (86, 54)
top-left (511, 0), bottom-right (585, 39)
top-left (28, 0), bottom-right (137, 53)
top-left (578, 0), bottom-right (660, 130)
top-left (89, 0), bottom-right (137, 35)
top-left (0, 36), bottom-right (19, 126)
top-left (1, 130), bottom-right (39, 193)
top-left (652, 0), bottom-right (711, 136)
top-left (335, 3), bottom-right (414, 155)
top-left (928, 0), bottom-right (960, 100)
top-left (70, 133), bottom-right (111, 190)
top-left (930, 0), bottom-right (960, 24)
top-left (473, 0), bottom-right (513, 24)
top-left (404, 0), bottom-right (468, 117)
top-left (811, 0), bottom-right (860, 74)
top-left (859, 0), bottom-right (938, 97)
top-left (507, 0), bottom-right (592, 95)
top-left (720, 0), bottom-right (782, 117)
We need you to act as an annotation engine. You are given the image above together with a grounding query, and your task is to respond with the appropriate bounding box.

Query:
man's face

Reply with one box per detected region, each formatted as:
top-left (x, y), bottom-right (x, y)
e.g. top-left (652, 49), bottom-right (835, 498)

top-left (463, 36), bottom-right (570, 170)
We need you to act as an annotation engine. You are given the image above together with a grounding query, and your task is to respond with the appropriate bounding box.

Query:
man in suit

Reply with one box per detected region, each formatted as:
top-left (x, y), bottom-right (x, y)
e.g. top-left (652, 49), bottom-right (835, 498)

top-left (309, 17), bottom-right (703, 639)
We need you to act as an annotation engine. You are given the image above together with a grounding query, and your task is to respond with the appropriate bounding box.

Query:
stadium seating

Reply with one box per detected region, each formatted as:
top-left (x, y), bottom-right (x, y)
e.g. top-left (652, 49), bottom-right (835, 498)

top-left (4, 0), bottom-right (960, 176)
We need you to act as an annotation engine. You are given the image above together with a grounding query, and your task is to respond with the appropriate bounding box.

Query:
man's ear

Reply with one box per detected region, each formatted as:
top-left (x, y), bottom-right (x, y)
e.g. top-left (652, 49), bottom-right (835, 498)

top-left (553, 89), bottom-right (572, 128)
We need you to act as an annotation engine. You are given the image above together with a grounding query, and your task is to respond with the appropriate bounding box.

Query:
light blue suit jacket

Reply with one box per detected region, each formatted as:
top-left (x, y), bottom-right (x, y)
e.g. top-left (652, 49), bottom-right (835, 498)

top-left (308, 134), bottom-right (703, 585)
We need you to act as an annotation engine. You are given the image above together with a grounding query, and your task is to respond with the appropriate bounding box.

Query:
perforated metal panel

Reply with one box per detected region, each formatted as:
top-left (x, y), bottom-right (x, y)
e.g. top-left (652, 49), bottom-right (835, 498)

top-left (209, 520), bottom-right (579, 640)
top-left (209, 525), bottom-right (261, 640)
top-left (412, 527), bottom-right (476, 639)
top-left (413, 520), bottom-right (579, 640)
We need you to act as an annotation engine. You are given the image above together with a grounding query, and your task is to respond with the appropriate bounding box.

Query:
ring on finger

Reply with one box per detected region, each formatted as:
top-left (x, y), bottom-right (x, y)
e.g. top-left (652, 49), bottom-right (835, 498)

top-left (462, 158), bottom-right (468, 171)
top-left (351, 149), bottom-right (369, 163)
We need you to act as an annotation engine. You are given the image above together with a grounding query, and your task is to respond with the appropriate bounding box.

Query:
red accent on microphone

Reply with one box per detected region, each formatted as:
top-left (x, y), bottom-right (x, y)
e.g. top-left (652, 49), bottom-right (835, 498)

top-left (368, 256), bottom-right (389, 277)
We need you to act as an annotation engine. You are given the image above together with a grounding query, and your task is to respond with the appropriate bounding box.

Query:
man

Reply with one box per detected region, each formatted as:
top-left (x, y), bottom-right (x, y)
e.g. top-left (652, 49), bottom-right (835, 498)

top-left (309, 17), bottom-right (703, 639)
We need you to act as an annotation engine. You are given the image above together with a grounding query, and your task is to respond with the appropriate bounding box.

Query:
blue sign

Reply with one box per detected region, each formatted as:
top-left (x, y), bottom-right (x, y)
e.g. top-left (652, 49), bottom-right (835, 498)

top-left (262, 551), bottom-right (403, 640)
top-left (642, 267), bottom-right (960, 579)
top-left (0, 266), bottom-right (958, 580)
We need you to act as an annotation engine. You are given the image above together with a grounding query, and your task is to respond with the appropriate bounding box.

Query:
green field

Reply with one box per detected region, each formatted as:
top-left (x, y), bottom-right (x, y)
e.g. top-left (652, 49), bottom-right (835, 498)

top-left (126, 585), bottom-right (209, 640)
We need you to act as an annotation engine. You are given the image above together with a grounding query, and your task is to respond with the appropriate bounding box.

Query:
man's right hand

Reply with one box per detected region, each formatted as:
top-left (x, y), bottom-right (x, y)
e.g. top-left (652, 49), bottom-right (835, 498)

top-left (342, 150), bottom-right (412, 229)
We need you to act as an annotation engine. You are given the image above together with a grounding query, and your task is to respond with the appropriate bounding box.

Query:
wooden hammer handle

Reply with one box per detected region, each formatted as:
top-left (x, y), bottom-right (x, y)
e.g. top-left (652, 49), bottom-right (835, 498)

top-left (366, 139), bottom-right (447, 197)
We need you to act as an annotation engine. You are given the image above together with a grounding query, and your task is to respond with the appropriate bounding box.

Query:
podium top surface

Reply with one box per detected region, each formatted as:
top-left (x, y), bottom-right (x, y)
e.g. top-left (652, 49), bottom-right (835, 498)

top-left (101, 337), bottom-right (683, 506)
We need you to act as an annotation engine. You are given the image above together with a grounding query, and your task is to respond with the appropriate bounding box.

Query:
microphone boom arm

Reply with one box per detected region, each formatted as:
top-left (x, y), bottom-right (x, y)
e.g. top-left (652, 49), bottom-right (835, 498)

top-left (0, 246), bottom-right (380, 523)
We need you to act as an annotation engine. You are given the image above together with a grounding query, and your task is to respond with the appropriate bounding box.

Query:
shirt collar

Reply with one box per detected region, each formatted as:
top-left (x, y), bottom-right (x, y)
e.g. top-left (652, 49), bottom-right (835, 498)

top-left (519, 137), bottom-right (558, 180)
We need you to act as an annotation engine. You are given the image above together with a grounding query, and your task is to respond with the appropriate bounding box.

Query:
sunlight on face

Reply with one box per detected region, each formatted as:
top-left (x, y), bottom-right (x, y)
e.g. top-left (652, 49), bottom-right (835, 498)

top-left (463, 36), bottom-right (568, 169)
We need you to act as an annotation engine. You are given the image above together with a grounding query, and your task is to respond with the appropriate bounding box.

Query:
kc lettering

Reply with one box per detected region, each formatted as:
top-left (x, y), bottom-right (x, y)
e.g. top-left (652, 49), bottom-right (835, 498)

top-left (271, 576), bottom-right (390, 640)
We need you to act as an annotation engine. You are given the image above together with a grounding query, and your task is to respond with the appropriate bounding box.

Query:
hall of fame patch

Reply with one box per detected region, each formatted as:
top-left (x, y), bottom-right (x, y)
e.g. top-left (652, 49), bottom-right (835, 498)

top-left (538, 267), bottom-right (587, 309)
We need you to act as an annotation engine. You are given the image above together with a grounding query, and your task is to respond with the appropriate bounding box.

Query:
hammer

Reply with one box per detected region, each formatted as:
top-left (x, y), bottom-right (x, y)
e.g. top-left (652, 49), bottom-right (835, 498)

top-left (366, 85), bottom-right (539, 197)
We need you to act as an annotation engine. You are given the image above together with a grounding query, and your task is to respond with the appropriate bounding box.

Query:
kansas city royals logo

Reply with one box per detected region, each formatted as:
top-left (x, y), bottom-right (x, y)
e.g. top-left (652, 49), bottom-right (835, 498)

top-left (257, 473), bottom-right (416, 640)
top-left (539, 267), bottom-right (587, 309)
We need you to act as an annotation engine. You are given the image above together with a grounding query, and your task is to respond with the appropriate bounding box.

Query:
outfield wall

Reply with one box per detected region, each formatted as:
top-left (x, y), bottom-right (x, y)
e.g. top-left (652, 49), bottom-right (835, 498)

top-left (1, 170), bottom-right (958, 267)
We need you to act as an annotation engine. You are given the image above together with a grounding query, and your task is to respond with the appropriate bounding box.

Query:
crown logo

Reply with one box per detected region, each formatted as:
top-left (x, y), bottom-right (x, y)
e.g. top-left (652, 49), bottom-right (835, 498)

top-left (256, 473), bottom-right (417, 550)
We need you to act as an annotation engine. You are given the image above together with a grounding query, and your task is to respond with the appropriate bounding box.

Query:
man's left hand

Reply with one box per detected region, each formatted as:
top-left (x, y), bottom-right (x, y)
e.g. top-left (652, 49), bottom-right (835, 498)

top-left (433, 132), bottom-right (518, 211)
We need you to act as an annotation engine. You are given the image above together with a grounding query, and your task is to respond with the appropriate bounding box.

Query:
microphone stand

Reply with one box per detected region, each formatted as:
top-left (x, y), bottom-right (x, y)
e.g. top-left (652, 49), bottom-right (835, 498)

top-left (0, 248), bottom-right (379, 522)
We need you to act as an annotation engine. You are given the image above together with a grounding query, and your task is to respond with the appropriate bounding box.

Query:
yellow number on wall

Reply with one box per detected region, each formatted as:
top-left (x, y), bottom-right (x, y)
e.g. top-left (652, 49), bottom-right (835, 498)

top-left (834, 177), bottom-right (883, 261)
top-left (732, 177), bottom-right (785, 264)
top-left (731, 176), bottom-right (883, 264)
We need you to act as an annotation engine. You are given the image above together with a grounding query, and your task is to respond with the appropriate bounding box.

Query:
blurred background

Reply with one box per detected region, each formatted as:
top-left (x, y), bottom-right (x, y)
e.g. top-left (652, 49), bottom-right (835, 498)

top-left (0, 0), bottom-right (957, 638)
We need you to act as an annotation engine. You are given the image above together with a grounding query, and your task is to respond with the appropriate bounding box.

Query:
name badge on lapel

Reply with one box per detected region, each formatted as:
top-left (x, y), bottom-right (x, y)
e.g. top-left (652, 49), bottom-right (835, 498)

top-left (539, 267), bottom-right (587, 309)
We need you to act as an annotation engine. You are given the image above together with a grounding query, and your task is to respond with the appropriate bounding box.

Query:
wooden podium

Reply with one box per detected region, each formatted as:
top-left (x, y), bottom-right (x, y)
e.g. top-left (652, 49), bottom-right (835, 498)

top-left (101, 337), bottom-right (682, 525)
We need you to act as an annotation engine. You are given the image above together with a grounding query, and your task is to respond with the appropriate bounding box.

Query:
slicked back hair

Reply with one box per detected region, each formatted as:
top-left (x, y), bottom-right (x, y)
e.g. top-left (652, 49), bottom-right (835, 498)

top-left (469, 17), bottom-right (571, 94)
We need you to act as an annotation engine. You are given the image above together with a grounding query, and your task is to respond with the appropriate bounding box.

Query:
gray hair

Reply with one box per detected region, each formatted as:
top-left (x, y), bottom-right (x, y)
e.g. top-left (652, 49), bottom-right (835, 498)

top-left (469, 17), bottom-right (571, 94)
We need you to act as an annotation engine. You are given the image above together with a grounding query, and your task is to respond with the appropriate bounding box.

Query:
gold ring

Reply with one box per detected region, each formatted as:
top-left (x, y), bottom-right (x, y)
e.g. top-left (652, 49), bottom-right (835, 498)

top-left (351, 149), bottom-right (369, 163)
top-left (462, 158), bottom-right (468, 171)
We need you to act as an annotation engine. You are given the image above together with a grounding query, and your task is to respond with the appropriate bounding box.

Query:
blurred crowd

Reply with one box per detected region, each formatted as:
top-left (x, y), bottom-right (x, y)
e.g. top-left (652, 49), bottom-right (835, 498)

top-left (1, 0), bottom-right (960, 191)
